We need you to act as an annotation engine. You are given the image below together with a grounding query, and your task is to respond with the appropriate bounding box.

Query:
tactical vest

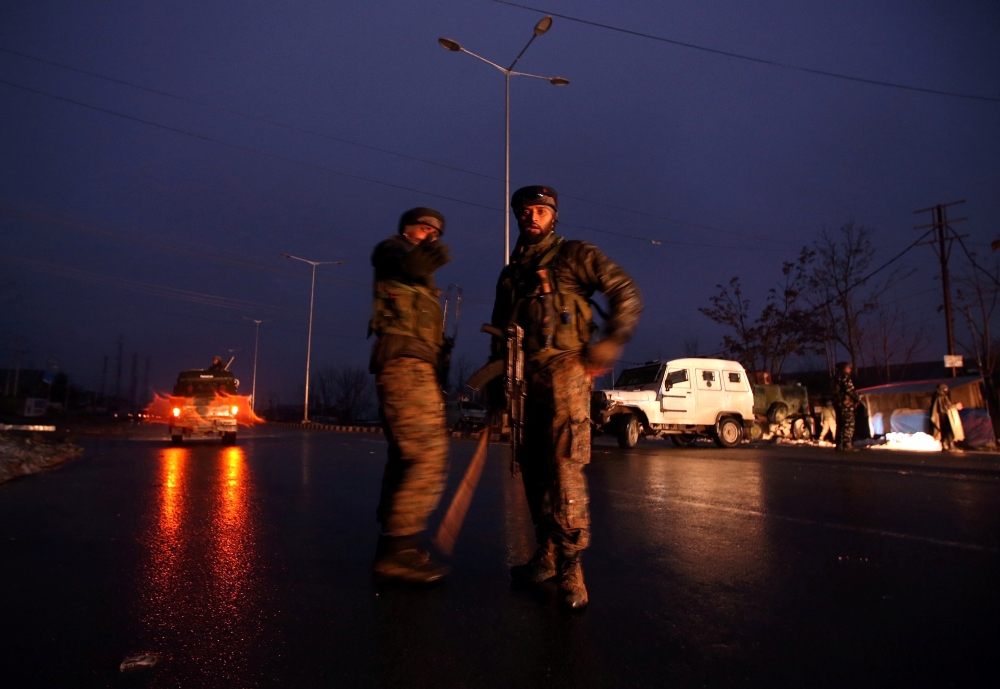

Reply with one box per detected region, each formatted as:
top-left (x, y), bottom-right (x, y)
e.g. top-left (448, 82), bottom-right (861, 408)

top-left (507, 238), bottom-right (596, 355)
top-left (369, 279), bottom-right (444, 348)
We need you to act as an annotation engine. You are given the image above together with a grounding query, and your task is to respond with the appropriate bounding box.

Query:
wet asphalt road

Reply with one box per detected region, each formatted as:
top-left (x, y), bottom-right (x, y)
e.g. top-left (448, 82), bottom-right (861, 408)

top-left (2, 429), bottom-right (999, 688)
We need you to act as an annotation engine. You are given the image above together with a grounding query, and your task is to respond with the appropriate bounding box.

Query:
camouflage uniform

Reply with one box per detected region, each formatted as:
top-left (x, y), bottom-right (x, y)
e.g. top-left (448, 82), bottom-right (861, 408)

top-left (374, 357), bottom-right (448, 536)
top-left (492, 234), bottom-right (642, 560)
top-left (369, 225), bottom-right (450, 541)
top-left (833, 369), bottom-right (860, 450)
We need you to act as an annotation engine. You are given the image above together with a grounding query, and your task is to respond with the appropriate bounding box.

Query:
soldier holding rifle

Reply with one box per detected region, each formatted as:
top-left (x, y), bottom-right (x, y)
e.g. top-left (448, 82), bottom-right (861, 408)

top-left (488, 185), bottom-right (642, 610)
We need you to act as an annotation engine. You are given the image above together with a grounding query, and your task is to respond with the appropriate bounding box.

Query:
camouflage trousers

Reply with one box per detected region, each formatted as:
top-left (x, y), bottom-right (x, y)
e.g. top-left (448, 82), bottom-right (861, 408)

top-left (518, 354), bottom-right (592, 558)
top-left (836, 405), bottom-right (856, 450)
top-left (375, 357), bottom-right (449, 537)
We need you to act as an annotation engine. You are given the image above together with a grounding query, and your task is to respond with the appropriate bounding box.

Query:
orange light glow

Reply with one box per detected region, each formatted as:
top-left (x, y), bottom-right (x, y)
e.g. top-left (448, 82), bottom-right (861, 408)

top-left (144, 391), bottom-right (264, 426)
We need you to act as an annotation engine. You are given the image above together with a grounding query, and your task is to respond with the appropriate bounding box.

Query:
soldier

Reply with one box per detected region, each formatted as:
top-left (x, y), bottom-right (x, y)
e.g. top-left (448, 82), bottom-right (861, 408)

top-left (369, 207), bottom-right (452, 584)
top-left (491, 185), bottom-right (642, 610)
top-left (832, 362), bottom-right (860, 451)
top-left (818, 400), bottom-right (837, 444)
top-left (209, 356), bottom-right (225, 372)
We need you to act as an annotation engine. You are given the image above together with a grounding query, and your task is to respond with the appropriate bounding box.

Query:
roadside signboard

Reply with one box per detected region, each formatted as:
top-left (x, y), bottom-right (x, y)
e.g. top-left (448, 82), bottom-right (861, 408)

top-left (944, 355), bottom-right (963, 368)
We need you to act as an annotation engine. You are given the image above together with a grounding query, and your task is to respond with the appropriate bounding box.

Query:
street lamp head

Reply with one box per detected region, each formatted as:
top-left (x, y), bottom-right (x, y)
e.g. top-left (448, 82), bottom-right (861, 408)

top-left (549, 76), bottom-right (569, 86)
top-left (281, 253), bottom-right (291, 258)
top-left (534, 15), bottom-right (553, 36)
top-left (438, 37), bottom-right (462, 52)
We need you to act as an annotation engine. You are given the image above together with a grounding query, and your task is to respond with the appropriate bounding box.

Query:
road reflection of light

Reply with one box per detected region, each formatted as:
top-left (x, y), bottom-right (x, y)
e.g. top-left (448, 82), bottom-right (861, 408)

top-left (640, 456), bottom-right (773, 587)
top-left (213, 447), bottom-right (256, 615)
top-left (136, 445), bottom-right (264, 682)
top-left (146, 448), bottom-right (188, 609)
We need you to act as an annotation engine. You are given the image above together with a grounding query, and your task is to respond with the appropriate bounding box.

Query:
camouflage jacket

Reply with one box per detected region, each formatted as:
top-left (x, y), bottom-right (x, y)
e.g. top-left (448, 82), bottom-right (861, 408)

top-left (833, 372), bottom-right (860, 408)
top-left (491, 234), bottom-right (642, 363)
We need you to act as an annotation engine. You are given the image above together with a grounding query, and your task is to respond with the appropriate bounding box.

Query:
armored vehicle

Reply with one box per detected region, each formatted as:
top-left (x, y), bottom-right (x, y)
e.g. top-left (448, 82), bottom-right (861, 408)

top-left (168, 369), bottom-right (240, 445)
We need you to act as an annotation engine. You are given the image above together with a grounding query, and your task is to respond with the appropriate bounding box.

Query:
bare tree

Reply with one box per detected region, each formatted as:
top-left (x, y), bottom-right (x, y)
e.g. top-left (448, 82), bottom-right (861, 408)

top-left (861, 301), bottom-right (927, 383)
top-left (956, 252), bottom-right (1000, 415)
top-left (699, 255), bottom-right (818, 374)
top-left (450, 354), bottom-right (473, 399)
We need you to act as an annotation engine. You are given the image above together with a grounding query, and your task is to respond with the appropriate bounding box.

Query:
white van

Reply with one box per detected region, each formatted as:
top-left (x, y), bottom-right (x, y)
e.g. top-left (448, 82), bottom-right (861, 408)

top-left (591, 358), bottom-right (755, 448)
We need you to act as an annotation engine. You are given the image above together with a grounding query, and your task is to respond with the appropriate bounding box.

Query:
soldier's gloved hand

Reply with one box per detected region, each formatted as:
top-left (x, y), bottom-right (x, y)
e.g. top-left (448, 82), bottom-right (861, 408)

top-left (400, 240), bottom-right (451, 279)
top-left (583, 339), bottom-right (623, 378)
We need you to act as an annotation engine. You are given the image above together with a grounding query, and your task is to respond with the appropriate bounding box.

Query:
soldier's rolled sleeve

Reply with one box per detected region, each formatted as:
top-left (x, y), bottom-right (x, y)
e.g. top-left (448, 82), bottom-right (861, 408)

top-left (566, 242), bottom-right (643, 344)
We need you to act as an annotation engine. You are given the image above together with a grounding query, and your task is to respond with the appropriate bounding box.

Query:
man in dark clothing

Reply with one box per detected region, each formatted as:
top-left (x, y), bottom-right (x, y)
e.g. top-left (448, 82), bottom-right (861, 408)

top-left (833, 362), bottom-right (860, 451)
top-left (929, 383), bottom-right (963, 451)
top-left (209, 356), bottom-right (225, 372)
top-left (490, 185), bottom-right (643, 610)
top-left (369, 207), bottom-right (452, 584)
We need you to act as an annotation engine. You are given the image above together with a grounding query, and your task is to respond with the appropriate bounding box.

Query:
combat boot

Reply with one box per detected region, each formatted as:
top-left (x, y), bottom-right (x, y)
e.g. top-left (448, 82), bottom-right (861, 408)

top-left (373, 535), bottom-right (449, 584)
top-left (510, 541), bottom-right (558, 583)
top-left (558, 556), bottom-right (588, 611)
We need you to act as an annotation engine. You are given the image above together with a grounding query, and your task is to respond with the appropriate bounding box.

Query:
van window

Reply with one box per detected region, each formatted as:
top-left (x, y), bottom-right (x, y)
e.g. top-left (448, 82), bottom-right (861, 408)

top-left (724, 371), bottom-right (748, 392)
top-left (665, 369), bottom-right (690, 389)
top-left (696, 369), bottom-right (720, 391)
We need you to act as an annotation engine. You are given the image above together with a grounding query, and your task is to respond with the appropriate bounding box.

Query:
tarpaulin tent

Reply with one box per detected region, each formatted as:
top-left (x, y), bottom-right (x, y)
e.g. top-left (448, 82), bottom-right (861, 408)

top-left (857, 376), bottom-right (995, 445)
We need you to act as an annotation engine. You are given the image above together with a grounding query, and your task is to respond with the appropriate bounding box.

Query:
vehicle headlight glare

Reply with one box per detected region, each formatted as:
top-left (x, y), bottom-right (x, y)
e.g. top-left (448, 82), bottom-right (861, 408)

top-left (231, 406), bottom-right (239, 415)
top-left (172, 407), bottom-right (181, 417)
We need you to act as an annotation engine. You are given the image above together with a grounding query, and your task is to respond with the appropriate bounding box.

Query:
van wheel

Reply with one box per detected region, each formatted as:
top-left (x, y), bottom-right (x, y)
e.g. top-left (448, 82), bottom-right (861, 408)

top-left (714, 417), bottom-right (742, 448)
top-left (767, 402), bottom-right (789, 424)
top-left (617, 415), bottom-right (640, 449)
top-left (171, 434), bottom-right (183, 446)
top-left (670, 434), bottom-right (696, 447)
top-left (222, 432), bottom-right (237, 446)
top-left (792, 417), bottom-right (812, 440)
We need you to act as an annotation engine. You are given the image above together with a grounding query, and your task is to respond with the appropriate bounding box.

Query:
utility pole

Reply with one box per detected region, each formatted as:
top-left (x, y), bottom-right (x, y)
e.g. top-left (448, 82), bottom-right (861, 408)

top-left (915, 200), bottom-right (967, 378)
top-left (141, 357), bottom-right (150, 408)
top-left (100, 354), bottom-right (108, 402)
top-left (129, 352), bottom-right (139, 409)
top-left (115, 334), bottom-right (123, 401)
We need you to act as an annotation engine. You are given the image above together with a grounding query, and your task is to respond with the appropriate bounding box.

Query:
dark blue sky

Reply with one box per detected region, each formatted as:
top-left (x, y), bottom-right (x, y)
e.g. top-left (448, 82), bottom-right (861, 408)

top-left (2, 0), bottom-right (998, 401)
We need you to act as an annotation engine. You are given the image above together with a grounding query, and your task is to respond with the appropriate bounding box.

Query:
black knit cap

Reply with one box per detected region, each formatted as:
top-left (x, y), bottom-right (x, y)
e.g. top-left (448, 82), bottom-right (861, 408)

top-left (398, 207), bottom-right (445, 236)
top-left (511, 185), bottom-right (558, 212)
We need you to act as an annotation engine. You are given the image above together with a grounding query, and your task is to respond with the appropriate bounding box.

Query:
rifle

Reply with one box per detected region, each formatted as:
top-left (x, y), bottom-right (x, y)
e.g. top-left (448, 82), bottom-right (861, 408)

top-left (437, 284), bottom-right (462, 388)
top-left (466, 323), bottom-right (526, 476)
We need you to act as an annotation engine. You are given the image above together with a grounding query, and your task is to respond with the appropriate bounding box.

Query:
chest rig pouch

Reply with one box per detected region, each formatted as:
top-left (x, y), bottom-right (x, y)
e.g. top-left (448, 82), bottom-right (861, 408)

top-left (369, 279), bottom-right (444, 347)
top-left (508, 238), bottom-right (596, 354)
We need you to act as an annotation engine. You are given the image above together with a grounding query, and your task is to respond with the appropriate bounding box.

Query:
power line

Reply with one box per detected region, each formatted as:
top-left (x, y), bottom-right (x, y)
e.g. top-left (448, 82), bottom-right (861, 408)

top-left (0, 197), bottom-right (368, 290)
top-left (0, 46), bottom-right (757, 240)
top-left (0, 254), bottom-right (296, 314)
top-left (492, 0), bottom-right (1000, 104)
top-left (0, 78), bottom-right (498, 212)
top-left (0, 79), bottom-right (794, 253)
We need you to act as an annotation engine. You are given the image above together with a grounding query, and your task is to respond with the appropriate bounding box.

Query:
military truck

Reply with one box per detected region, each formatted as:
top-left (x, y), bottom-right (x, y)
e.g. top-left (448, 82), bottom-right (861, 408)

top-left (591, 358), bottom-right (755, 449)
top-left (748, 382), bottom-right (813, 441)
top-left (168, 368), bottom-right (241, 445)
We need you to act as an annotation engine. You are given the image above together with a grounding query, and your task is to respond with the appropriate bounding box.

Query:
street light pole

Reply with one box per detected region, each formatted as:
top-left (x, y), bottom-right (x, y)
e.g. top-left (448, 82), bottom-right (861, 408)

top-left (439, 15), bottom-right (568, 265)
top-left (241, 317), bottom-right (268, 415)
top-left (282, 254), bottom-right (343, 423)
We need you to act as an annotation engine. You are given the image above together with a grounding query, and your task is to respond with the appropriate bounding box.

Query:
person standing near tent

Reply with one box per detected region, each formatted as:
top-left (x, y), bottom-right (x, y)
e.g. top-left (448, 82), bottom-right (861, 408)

top-left (833, 362), bottom-right (860, 451)
top-left (818, 401), bottom-right (837, 444)
top-left (929, 383), bottom-right (964, 451)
